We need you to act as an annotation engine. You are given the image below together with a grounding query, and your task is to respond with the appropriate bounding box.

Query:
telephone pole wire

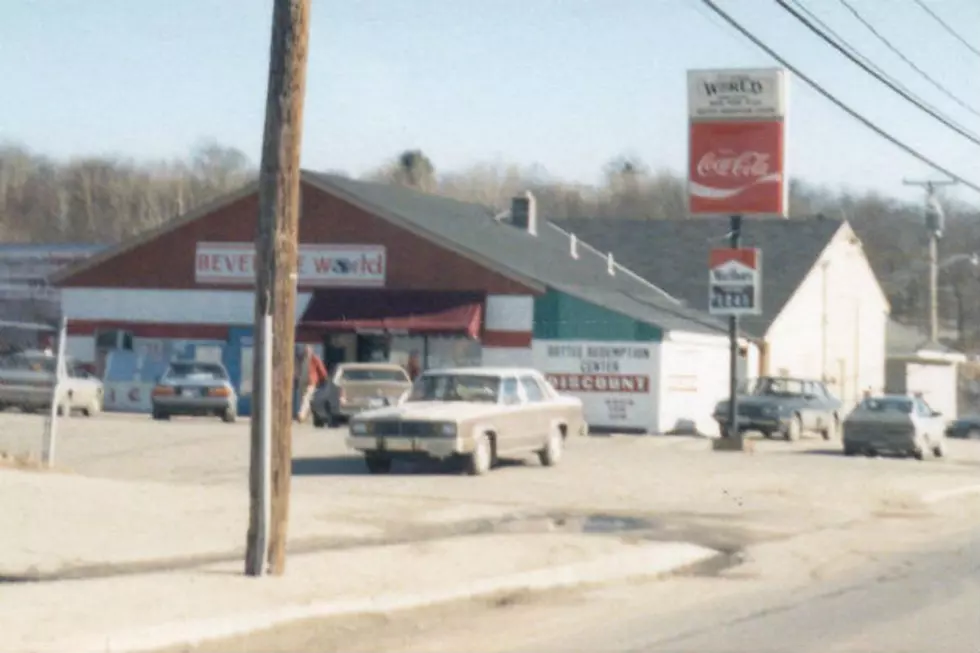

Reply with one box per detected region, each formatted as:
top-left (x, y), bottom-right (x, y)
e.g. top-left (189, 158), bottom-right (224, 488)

top-left (903, 178), bottom-right (956, 344)
top-left (245, 0), bottom-right (311, 577)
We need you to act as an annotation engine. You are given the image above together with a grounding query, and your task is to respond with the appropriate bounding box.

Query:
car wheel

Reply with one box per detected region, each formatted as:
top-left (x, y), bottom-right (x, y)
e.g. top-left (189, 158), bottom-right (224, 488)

top-left (822, 416), bottom-right (839, 441)
top-left (324, 404), bottom-right (339, 428)
top-left (538, 425), bottom-right (564, 467)
top-left (152, 407), bottom-right (170, 421)
top-left (364, 453), bottom-right (392, 474)
top-left (82, 395), bottom-right (102, 417)
top-left (932, 439), bottom-right (946, 458)
top-left (466, 433), bottom-right (493, 476)
top-left (221, 407), bottom-right (236, 423)
top-left (784, 415), bottom-right (802, 442)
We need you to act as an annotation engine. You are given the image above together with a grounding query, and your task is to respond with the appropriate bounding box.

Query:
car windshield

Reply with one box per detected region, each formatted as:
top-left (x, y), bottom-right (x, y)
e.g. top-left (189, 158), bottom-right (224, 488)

top-left (859, 397), bottom-right (913, 414)
top-left (741, 377), bottom-right (806, 397)
top-left (0, 353), bottom-right (56, 373)
top-left (166, 362), bottom-right (227, 381)
top-left (408, 374), bottom-right (500, 403)
top-left (341, 368), bottom-right (409, 383)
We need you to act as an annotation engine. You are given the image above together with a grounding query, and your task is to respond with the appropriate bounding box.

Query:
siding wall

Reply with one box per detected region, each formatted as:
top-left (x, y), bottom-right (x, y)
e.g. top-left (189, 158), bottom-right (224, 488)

top-left (532, 290), bottom-right (663, 342)
top-left (766, 224), bottom-right (888, 411)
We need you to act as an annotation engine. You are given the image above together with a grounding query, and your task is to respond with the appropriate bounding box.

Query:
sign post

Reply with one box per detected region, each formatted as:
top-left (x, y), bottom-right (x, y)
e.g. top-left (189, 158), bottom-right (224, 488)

top-left (688, 67), bottom-right (784, 450)
top-left (708, 222), bottom-right (762, 449)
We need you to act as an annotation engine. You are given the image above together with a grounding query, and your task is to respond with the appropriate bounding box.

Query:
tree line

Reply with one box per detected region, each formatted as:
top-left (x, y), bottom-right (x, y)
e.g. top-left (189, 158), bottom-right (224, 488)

top-left (2, 142), bottom-right (979, 344)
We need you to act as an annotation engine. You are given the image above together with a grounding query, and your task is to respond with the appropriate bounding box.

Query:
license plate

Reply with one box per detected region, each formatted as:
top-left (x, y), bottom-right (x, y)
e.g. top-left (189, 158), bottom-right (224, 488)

top-left (368, 398), bottom-right (385, 408)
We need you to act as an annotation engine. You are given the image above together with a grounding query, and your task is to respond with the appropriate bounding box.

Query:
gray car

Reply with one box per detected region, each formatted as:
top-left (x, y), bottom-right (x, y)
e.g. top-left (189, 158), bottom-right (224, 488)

top-left (151, 360), bottom-right (237, 422)
top-left (843, 394), bottom-right (947, 459)
top-left (713, 376), bottom-right (843, 441)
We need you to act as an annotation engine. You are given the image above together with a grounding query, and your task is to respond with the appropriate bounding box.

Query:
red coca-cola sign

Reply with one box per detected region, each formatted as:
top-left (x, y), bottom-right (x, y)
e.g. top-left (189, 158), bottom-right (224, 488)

top-left (688, 120), bottom-right (785, 215)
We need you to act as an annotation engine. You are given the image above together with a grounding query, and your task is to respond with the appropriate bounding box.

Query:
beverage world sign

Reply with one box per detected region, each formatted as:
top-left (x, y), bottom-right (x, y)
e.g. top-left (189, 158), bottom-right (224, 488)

top-left (708, 247), bottom-right (762, 316)
top-left (195, 242), bottom-right (386, 287)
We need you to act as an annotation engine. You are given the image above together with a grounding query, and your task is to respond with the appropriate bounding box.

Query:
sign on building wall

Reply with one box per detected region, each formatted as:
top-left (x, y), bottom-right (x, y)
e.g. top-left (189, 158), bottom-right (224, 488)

top-left (687, 68), bottom-right (788, 216)
top-left (709, 247), bottom-right (762, 316)
top-left (532, 340), bottom-right (656, 430)
top-left (195, 242), bottom-right (386, 287)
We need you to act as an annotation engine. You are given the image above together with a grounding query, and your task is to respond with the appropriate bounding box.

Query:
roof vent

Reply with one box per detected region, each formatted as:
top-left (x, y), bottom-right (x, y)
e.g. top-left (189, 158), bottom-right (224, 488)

top-left (607, 252), bottom-right (615, 276)
top-left (570, 233), bottom-right (579, 259)
top-left (510, 191), bottom-right (538, 236)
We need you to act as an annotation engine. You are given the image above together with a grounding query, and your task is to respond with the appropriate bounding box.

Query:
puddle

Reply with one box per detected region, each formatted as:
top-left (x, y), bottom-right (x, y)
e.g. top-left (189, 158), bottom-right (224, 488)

top-left (1, 510), bottom-right (747, 584)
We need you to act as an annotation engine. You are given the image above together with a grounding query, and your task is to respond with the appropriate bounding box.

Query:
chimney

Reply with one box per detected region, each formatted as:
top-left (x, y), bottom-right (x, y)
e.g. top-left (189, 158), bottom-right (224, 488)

top-left (510, 191), bottom-right (538, 236)
top-left (607, 252), bottom-right (615, 276)
top-left (569, 233), bottom-right (579, 259)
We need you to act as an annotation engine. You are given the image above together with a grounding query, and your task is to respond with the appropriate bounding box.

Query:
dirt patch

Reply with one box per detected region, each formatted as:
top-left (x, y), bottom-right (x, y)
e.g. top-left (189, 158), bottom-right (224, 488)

top-left (0, 450), bottom-right (50, 472)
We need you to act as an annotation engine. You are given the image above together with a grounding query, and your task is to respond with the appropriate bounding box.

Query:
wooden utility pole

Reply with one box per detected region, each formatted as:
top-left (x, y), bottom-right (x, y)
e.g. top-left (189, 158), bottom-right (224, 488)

top-left (245, 0), bottom-right (311, 577)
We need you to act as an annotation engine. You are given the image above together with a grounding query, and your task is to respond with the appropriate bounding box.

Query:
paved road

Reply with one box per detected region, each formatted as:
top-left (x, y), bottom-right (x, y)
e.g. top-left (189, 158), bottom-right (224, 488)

top-left (160, 498), bottom-right (980, 653)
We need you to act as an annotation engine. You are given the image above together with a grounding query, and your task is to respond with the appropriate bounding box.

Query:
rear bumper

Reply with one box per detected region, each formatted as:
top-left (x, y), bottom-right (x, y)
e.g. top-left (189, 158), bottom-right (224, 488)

top-left (715, 415), bottom-right (791, 433)
top-left (153, 397), bottom-right (234, 414)
top-left (843, 430), bottom-right (916, 451)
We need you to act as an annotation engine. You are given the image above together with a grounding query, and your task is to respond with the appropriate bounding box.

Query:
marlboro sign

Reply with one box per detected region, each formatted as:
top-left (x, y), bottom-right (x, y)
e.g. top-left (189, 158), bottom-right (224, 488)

top-left (709, 247), bottom-right (762, 316)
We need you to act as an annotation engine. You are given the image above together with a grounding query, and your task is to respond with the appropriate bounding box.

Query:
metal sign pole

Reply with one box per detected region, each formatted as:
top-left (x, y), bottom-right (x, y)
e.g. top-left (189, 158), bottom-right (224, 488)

top-left (727, 215), bottom-right (743, 449)
top-left (42, 317), bottom-right (68, 467)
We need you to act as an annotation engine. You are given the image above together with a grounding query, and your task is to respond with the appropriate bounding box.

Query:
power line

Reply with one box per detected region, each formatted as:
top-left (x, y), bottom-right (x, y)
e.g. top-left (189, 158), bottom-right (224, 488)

top-left (911, 0), bottom-right (980, 60)
top-left (697, 0), bottom-right (980, 196)
top-left (835, 0), bottom-right (980, 120)
top-left (773, 0), bottom-right (980, 148)
top-left (786, 0), bottom-right (955, 119)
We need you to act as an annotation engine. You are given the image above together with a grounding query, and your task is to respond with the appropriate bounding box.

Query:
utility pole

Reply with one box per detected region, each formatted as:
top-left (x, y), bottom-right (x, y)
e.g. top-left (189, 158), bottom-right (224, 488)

top-left (903, 178), bottom-right (956, 343)
top-left (245, 0), bottom-right (311, 578)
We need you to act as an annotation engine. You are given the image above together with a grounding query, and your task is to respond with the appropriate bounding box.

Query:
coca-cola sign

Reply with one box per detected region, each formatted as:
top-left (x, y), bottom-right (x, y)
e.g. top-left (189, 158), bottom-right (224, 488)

top-left (688, 68), bottom-right (786, 119)
top-left (688, 121), bottom-right (785, 216)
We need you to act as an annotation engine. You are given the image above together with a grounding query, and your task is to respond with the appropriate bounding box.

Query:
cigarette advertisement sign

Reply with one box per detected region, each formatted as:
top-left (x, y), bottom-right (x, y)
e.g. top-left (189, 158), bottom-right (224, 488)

top-left (708, 247), bottom-right (762, 316)
top-left (533, 340), bottom-right (656, 430)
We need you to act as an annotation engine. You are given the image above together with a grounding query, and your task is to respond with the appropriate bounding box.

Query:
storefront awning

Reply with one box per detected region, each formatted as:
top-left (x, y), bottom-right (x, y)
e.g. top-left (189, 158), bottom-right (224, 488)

top-left (300, 290), bottom-right (484, 339)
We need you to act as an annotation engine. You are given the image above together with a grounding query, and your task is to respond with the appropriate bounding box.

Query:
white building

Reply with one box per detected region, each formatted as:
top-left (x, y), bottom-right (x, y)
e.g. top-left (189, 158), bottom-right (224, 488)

top-left (555, 216), bottom-right (889, 412)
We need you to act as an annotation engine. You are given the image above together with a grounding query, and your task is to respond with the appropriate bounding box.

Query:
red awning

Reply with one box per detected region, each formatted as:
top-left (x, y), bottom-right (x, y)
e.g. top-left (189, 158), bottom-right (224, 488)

top-left (300, 290), bottom-right (484, 339)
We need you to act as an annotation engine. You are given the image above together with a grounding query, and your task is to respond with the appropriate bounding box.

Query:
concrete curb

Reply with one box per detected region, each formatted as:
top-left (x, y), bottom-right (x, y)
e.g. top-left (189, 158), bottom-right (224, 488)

top-left (52, 542), bottom-right (717, 653)
top-left (920, 483), bottom-right (980, 504)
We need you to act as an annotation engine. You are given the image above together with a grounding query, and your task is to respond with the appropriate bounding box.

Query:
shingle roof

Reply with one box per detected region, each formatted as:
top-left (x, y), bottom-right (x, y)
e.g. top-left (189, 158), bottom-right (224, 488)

top-left (552, 216), bottom-right (845, 337)
top-left (306, 173), bottom-right (728, 335)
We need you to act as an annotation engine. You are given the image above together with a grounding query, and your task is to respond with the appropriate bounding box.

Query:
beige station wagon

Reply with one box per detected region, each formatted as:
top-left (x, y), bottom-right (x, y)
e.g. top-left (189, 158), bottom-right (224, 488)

top-left (346, 367), bottom-right (588, 475)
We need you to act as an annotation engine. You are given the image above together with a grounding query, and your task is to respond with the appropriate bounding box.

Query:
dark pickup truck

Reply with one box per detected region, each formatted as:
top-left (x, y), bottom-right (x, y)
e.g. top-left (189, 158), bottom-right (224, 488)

top-left (713, 376), bottom-right (843, 441)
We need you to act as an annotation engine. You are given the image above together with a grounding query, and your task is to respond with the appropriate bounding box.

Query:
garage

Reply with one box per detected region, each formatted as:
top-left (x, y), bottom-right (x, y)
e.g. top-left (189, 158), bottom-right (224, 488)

top-left (52, 172), bottom-right (746, 432)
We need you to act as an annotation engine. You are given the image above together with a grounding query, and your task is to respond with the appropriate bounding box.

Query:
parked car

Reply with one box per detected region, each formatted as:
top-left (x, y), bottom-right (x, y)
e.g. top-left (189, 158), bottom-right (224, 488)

top-left (713, 376), bottom-right (843, 441)
top-left (150, 360), bottom-right (237, 422)
top-left (842, 394), bottom-right (946, 459)
top-left (311, 362), bottom-right (413, 428)
top-left (346, 367), bottom-right (588, 475)
top-left (944, 415), bottom-right (980, 439)
top-left (0, 350), bottom-right (103, 416)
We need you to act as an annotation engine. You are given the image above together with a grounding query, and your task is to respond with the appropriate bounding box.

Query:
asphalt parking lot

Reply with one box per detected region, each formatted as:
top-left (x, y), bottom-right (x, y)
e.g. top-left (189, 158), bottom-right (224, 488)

top-left (4, 409), bottom-right (980, 523)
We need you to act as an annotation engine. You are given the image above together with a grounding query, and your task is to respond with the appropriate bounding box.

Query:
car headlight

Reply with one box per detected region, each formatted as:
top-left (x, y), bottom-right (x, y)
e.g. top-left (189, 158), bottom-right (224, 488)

top-left (439, 422), bottom-right (457, 437)
top-left (350, 422), bottom-right (368, 435)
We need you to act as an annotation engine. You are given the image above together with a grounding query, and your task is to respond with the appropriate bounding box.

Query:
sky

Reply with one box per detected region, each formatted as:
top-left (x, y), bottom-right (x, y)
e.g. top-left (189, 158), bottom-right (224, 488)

top-left (3, 0), bottom-right (980, 205)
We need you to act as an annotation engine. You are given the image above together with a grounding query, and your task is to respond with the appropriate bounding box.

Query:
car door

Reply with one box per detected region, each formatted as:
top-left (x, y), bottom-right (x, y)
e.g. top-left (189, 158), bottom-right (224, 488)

top-left (518, 375), bottom-right (551, 450)
top-left (494, 376), bottom-right (527, 455)
top-left (914, 396), bottom-right (942, 443)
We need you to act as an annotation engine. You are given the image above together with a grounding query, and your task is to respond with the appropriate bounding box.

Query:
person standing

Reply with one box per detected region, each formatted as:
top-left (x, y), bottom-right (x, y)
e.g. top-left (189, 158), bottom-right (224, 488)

top-left (297, 344), bottom-right (328, 423)
top-left (406, 350), bottom-right (422, 381)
